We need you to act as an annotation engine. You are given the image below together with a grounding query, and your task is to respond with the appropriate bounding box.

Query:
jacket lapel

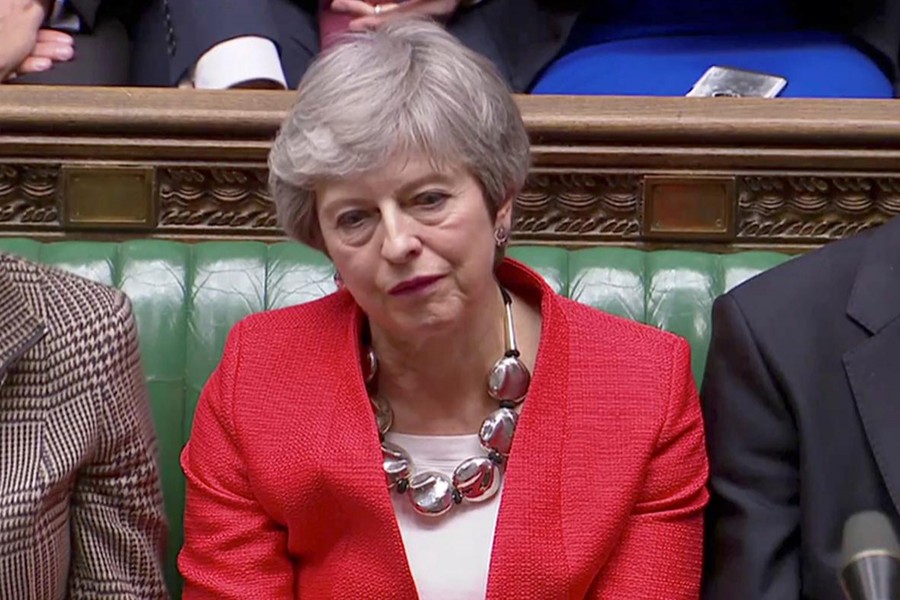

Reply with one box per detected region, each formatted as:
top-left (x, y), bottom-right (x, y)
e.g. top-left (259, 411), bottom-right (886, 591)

top-left (327, 296), bottom-right (419, 598)
top-left (843, 217), bottom-right (900, 516)
top-left (487, 263), bottom-right (569, 599)
top-left (0, 261), bottom-right (47, 387)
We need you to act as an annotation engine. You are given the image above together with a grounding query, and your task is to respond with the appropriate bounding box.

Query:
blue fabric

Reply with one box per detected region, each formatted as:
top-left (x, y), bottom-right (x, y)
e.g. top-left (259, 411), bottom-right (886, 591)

top-left (575, 0), bottom-right (796, 47)
top-left (531, 31), bottom-right (893, 98)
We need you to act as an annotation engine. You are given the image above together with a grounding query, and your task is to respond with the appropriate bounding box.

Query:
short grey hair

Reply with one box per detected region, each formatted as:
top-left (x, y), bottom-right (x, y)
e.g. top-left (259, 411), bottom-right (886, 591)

top-left (268, 18), bottom-right (530, 250)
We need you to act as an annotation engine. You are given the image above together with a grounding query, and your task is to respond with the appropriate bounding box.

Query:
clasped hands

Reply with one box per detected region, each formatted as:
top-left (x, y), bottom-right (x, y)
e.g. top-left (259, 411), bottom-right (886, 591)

top-left (0, 0), bottom-right (74, 82)
top-left (329, 0), bottom-right (463, 30)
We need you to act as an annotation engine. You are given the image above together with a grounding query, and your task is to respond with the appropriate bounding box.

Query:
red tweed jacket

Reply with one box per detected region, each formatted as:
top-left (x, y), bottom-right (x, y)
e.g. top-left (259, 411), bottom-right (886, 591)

top-left (179, 259), bottom-right (708, 599)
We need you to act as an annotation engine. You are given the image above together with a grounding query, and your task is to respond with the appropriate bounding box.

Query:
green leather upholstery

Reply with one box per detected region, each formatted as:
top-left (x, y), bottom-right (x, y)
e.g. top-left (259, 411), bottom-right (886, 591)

top-left (0, 239), bottom-right (791, 598)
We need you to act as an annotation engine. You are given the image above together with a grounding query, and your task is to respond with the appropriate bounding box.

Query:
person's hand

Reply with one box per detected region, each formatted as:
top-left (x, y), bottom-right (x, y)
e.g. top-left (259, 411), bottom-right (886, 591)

top-left (328, 0), bottom-right (462, 30)
top-left (7, 29), bottom-right (75, 81)
top-left (0, 0), bottom-right (66, 81)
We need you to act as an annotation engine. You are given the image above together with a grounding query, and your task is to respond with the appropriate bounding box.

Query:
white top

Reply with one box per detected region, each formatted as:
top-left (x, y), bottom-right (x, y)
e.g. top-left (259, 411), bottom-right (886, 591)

top-left (384, 432), bottom-right (502, 600)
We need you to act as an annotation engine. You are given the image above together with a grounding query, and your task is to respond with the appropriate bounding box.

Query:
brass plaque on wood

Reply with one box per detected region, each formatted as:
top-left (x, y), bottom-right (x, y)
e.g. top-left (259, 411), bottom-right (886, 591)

top-left (643, 176), bottom-right (734, 240)
top-left (60, 166), bottom-right (156, 229)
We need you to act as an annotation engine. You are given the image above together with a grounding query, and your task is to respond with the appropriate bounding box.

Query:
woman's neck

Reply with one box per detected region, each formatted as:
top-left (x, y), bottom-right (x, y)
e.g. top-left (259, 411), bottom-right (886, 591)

top-left (369, 286), bottom-right (507, 434)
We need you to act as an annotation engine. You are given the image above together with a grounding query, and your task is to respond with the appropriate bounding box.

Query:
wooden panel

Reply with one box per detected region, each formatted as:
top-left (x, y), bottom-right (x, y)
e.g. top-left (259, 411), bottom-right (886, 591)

top-left (61, 165), bottom-right (156, 229)
top-left (643, 176), bottom-right (734, 240)
top-left (1, 87), bottom-right (899, 250)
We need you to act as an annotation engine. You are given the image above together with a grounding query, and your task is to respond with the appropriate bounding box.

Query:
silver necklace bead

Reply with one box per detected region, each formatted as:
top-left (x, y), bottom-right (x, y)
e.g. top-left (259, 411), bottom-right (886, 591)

top-left (363, 347), bottom-right (378, 384)
top-left (408, 471), bottom-right (455, 517)
top-left (487, 355), bottom-right (531, 403)
top-left (479, 407), bottom-right (518, 456)
top-left (381, 441), bottom-right (412, 489)
top-left (488, 286), bottom-right (530, 404)
top-left (370, 396), bottom-right (393, 435)
top-left (453, 456), bottom-right (500, 501)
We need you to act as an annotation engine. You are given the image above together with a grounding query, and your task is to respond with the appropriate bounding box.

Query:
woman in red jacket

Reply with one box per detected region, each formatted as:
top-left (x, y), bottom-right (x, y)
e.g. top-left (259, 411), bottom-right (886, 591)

top-left (179, 18), bottom-right (708, 600)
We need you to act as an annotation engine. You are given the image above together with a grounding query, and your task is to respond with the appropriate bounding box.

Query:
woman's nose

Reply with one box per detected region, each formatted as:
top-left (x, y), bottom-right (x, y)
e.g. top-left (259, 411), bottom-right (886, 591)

top-left (380, 211), bottom-right (423, 263)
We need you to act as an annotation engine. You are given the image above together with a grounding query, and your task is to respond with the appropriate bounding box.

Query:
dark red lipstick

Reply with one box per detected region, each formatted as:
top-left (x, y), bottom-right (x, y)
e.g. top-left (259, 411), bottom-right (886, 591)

top-left (389, 275), bottom-right (444, 296)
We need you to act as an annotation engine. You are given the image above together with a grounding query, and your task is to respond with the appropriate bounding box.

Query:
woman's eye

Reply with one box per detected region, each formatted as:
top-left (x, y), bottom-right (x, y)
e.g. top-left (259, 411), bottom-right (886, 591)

top-left (337, 211), bottom-right (368, 229)
top-left (415, 191), bottom-right (449, 208)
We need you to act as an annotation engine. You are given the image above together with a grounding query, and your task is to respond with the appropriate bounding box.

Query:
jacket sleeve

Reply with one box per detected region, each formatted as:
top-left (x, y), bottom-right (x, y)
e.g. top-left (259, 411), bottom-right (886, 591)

top-left (179, 321), bottom-right (294, 599)
top-left (700, 293), bottom-right (801, 600)
top-left (160, 0), bottom-right (282, 84)
top-left (68, 293), bottom-right (169, 599)
top-left (589, 337), bottom-right (709, 599)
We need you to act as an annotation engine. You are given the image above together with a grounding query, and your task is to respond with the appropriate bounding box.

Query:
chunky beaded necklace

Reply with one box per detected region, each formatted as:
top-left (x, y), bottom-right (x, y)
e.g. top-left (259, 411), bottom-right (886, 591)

top-left (363, 287), bottom-right (531, 517)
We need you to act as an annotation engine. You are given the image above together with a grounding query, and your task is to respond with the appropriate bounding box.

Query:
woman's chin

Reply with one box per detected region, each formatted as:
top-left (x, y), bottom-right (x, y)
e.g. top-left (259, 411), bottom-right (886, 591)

top-left (382, 305), bottom-right (462, 340)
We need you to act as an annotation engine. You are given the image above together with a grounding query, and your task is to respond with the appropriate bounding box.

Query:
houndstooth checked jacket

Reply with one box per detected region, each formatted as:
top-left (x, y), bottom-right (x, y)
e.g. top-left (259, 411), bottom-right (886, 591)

top-left (0, 254), bottom-right (168, 599)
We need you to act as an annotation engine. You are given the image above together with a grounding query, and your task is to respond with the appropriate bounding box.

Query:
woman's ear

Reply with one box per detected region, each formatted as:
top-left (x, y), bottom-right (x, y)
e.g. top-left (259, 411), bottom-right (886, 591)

top-left (494, 192), bottom-right (515, 232)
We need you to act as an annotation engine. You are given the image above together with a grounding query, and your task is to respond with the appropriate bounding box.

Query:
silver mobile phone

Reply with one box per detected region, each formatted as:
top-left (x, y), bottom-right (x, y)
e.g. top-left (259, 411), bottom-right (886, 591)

top-left (686, 65), bottom-right (788, 98)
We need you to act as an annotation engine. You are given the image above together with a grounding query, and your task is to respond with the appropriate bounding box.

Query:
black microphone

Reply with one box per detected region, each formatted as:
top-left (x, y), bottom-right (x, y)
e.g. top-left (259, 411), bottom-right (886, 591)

top-left (840, 511), bottom-right (900, 600)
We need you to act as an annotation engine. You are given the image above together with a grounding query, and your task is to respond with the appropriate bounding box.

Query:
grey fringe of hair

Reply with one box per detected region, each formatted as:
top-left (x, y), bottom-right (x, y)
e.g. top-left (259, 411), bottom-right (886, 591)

top-left (268, 18), bottom-right (530, 250)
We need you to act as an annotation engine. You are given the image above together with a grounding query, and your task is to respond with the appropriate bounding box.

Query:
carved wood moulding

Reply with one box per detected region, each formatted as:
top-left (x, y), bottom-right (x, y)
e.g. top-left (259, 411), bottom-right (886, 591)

top-left (160, 169), bottom-right (645, 241)
top-left (157, 167), bottom-right (277, 232)
top-left (515, 172), bottom-right (642, 242)
top-left (2, 162), bottom-right (899, 248)
top-left (0, 164), bottom-right (59, 227)
top-left (737, 175), bottom-right (900, 241)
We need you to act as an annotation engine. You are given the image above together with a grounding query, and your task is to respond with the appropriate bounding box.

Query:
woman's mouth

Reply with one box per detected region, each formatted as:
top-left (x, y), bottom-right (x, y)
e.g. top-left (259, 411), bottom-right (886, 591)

top-left (389, 275), bottom-right (444, 296)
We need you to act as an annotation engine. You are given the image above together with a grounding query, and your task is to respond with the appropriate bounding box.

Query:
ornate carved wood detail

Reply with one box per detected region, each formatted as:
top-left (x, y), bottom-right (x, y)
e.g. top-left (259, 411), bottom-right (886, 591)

top-left (0, 164), bottom-right (60, 228)
top-left (736, 175), bottom-right (900, 241)
top-left (157, 167), bottom-right (280, 234)
top-left (4, 160), bottom-right (900, 251)
top-left (157, 168), bottom-right (645, 242)
top-left (514, 173), bottom-right (642, 241)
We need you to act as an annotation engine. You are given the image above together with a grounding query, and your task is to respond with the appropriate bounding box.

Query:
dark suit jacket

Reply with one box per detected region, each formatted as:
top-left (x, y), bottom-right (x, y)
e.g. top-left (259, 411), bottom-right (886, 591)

top-left (142, 0), bottom-right (578, 91)
top-left (67, 0), bottom-right (106, 29)
top-left (798, 0), bottom-right (900, 95)
top-left (701, 215), bottom-right (900, 600)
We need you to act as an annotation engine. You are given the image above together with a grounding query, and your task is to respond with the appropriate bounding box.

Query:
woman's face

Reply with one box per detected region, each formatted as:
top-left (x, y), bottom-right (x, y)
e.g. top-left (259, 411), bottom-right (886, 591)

top-left (316, 154), bottom-right (512, 339)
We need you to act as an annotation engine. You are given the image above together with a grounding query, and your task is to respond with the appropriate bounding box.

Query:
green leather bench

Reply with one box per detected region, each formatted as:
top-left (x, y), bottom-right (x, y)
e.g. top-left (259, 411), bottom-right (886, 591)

top-left (0, 238), bottom-right (792, 598)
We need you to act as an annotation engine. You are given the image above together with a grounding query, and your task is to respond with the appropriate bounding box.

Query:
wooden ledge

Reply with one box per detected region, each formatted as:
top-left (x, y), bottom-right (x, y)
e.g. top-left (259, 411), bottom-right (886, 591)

top-left (2, 86), bottom-right (900, 149)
